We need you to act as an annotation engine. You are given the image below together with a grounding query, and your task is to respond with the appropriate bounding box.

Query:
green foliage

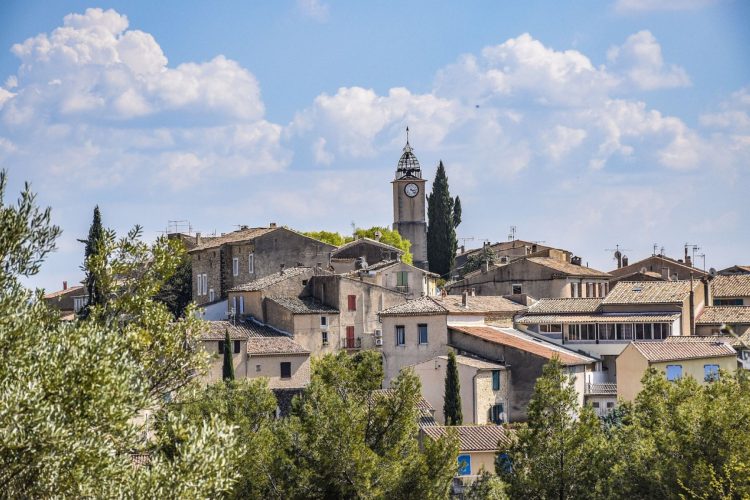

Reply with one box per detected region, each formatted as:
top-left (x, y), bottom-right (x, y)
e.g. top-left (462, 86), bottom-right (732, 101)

top-left (427, 161), bottom-right (458, 277)
top-left (499, 358), bottom-right (616, 499)
top-left (0, 172), bottom-right (235, 497)
top-left (304, 226), bottom-right (414, 265)
top-left (154, 247), bottom-right (192, 318)
top-left (222, 329), bottom-right (235, 381)
top-left (444, 350), bottom-right (463, 425)
top-left (453, 196), bottom-right (462, 228)
top-left (465, 469), bottom-right (509, 499)
top-left (461, 245), bottom-right (498, 276)
top-left (79, 205), bottom-right (106, 317)
top-left (302, 230), bottom-right (347, 247)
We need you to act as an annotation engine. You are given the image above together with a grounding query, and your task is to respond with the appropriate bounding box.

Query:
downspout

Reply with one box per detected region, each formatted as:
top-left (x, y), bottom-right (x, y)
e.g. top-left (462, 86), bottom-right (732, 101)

top-left (473, 371), bottom-right (479, 424)
top-left (689, 273), bottom-right (695, 336)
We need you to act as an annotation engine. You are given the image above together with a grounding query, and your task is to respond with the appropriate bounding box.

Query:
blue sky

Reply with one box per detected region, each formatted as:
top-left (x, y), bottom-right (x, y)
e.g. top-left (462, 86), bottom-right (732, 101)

top-left (0, 0), bottom-right (748, 290)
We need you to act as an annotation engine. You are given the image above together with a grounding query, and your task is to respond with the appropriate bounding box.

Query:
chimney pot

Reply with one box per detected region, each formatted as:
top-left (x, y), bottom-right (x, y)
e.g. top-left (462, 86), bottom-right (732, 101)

top-left (63, 281), bottom-right (67, 290)
top-left (269, 222), bottom-right (277, 228)
top-left (195, 232), bottom-right (202, 245)
top-left (462, 290), bottom-right (469, 307)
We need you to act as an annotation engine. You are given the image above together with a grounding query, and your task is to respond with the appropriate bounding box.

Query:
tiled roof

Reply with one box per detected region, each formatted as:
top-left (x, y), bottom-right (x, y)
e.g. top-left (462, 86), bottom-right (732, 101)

top-left (696, 306), bottom-right (750, 325)
top-left (517, 312), bottom-right (680, 324)
top-left (526, 298), bottom-right (602, 314)
top-left (371, 389), bottom-right (434, 419)
top-left (189, 227), bottom-right (277, 252)
top-left (333, 237), bottom-right (403, 255)
top-left (585, 383), bottom-right (617, 395)
top-left (440, 354), bottom-right (504, 370)
top-left (610, 271), bottom-right (664, 283)
top-left (527, 257), bottom-right (611, 278)
top-left (228, 267), bottom-right (311, 292)
top-left (609, 255), bottom-right (707, 279)
top-left (450, 325), bottom-right (596, 366)
top-left (711, 275), bottom-right (750, 298)
top-left (629, 341), bottom-right (736, 362)
top-left (379, 296), bottom-right (448, 316)
top-left (203, 319), bottom-right (290, 340)
top-left (666, 334), bottom-right (750, 350)
top-left (719, 265), bottom-right (750, 275)
top-left (43, 285), bottom-right (85, 299)
top-left (435, 295), bottom-right (526, 315)
top-left (267, 296), bottom-right (338, 314)
top-left (247, 336), bottom-right (310, 356)
top-left (602, 280), bottom-right (697, 305)
top-left (421, 425), bottom-right (513, 451)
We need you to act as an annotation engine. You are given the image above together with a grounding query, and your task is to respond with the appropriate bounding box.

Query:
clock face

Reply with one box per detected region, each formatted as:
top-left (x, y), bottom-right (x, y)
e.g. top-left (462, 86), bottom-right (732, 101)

top-left (404, 183), bottom-right (419, 198)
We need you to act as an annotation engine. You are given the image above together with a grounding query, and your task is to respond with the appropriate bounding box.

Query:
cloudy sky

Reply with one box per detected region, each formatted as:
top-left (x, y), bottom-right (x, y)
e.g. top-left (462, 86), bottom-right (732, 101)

top-left (1, 0), bottom-right (748, 290)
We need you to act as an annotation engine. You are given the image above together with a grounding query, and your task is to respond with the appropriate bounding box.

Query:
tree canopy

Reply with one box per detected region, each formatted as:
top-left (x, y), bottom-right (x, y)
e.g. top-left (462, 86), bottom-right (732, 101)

top-left (304, 226), bottom-right (413, 264)
top-left (443, 350), bottom-right (463, 425)
top-left (427, 161), bottom-right (460, 277)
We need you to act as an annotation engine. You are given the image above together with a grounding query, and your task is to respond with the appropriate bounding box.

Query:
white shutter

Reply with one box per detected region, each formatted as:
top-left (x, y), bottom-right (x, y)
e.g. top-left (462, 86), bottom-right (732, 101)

top-left (239, 296), bottom-right (244, 314)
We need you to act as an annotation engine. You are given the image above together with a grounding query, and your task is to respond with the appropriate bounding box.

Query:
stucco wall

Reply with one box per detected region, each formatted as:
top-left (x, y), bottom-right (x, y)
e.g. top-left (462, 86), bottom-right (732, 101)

top-left (382, 314), bottom-right (449, 387)
top-left (291, 313), bottom-right (340, 356)
top-left (264, 299), bottom-right (295, 334)
top-left (248, 354), bottom-right (311, 389)
top-left (226, 268), bottom-right (313, 322)
top-left (200, 339), bottom-right (248, 383)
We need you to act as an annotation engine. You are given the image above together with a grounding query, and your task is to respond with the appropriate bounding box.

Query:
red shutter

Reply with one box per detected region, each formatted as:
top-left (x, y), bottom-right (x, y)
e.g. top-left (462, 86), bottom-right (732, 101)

top-left (346, 326), bottom-right (355, 348)
top-left (348, 295), bottom-right (356, 311)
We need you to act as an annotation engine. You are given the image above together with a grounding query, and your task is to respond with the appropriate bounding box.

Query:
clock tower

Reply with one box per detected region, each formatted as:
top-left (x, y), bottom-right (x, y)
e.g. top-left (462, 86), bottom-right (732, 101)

top-left (392, 128), bottom-right (428, 270)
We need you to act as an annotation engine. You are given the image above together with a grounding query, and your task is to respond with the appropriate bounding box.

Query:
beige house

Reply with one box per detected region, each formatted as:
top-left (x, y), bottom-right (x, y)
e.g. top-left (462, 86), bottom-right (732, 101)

top-left (710, 275), bottom-right (750, 306)
top-left (453, 239), bottom-right (566, 277)
top-left (379, 294), bottom-right (526, 386)
top-left (189, 225), bottom-right (335, 306)
top-left (199, 320), bottom-right (310, 388)
top-left (616, 341), bottom-right (737, 401)
top-left (609, 254), bottom-right (708, 283)
top-left (227, 266), bottom-right (314, 321)
top-left (448, 252), bottom-right (611, 299)
top-left (695, 306), bottom-right (750, 336)
top-left (264, 296), bottom-right (340, 355)
top-left (412, 354), bottom-right (508, 425)
top-left (420, 425), bottom-right (513, 491)
top-left (43, 282), bottom-right (87, 320)
top-left (347, 259), bottom-right (439, 299)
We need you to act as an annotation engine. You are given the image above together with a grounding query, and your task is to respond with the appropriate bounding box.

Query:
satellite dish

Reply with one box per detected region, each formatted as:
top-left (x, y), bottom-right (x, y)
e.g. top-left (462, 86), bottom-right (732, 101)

top-left (709, 267), bottom-right (717, 277)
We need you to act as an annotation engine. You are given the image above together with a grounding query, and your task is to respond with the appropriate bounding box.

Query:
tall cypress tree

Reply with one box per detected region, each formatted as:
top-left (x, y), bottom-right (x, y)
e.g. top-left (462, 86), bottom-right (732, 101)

top-left (79, 205), bottom-right (105, 318)
top-left (443, 350), bottom-right (463, 425)
top-left (427, 162), bottom-right (459, 277)
top-left (222, 329), bottom-right (235, 381)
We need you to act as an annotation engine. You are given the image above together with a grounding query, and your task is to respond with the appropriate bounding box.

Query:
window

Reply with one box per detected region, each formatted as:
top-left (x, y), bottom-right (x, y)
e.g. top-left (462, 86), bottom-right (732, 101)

top-left (345, 326), bottom-right (355, 349)
top-left (570, 282), bottom-right (579, 298)
top-left (196, 274), bottom-right (202, 296)
top-left (208, 289), bottom-right (215, 302)
top-left (280, 362), bottom-right (291, 379)
top-left (606, 402), bottom-right (615, 409)
top-left (666, 365), bottom-right (682, 381)
top-left (566, 324), bottom-right (595, 341)
top-left (232, 257), bottom-right (239, 277)
top-left (489, 403), bottom-right (504, 424)
top-left (248, 253), bottom-right (254, 274)
top-left (418, 324), bottom-right (428, 344)
top-left (347, 294), bottom-right (356, 311)
top-left (256, 364), bottom-right (261, 372)
top-left (239, 296), bottom-right (244, 315)
top-left (591, 402), bottom-right (600, 409)
top-left (320, 316), bottom-right (327, 327)
top-left (599, 324), bottom-right (615, 340)
top-left (202, 274), bottom-right (208, 296)
top-left (704, 364), bottom-right (720, 382)
top-left (586, 283), bottom-right (593, 297)
top-left (218, 341), bottom-right (224, 354)
top-left (511, 283), bottom-right (522, 295)
top-left (714, 298), bottom-right (743, 306)
top-left (396, 271), bottom-right (409, 287)
top-left (234, 340), bottom-right (240, 354)
top-left (322, 331), bottom-right (328, 345)
top-left (540, 324), bottom-right (562, 334)
top-left (492, 370), bottom-right (501, 391)
top-left (395, 325), bottom-right (405, 346)
top-left (635, 323), bottom-right (647, 340)
top-left (457, 454), bottom-right (472, 476)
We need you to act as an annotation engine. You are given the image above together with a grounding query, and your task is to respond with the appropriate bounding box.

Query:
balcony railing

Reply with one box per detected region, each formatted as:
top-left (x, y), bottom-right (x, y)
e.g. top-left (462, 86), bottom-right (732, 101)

top-left (343, 337), bottom-right (362, 349)
top-left (395, 285), bottom-right (409, 294)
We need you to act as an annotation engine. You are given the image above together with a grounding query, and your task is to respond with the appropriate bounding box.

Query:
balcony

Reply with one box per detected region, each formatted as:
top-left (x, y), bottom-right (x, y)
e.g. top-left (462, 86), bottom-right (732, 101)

top-left (343, 337), bottom-right (362, 349)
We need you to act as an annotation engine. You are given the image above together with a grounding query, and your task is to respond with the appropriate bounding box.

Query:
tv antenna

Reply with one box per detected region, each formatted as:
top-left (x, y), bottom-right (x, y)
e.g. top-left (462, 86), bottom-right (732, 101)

top-left (508, 226), bottom-right (517, 241)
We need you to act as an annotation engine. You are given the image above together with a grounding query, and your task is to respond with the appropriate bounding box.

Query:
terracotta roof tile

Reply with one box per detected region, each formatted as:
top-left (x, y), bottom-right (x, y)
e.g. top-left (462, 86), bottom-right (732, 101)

top-left (246, 336), bottom-right (310, 356)
top-left (630, 340), bottom-right (736, 362)
top-left (526, 257), bottom-right (611, 278)
top-left (333, 237), bottom-right (403, 255)
top-left (526, 297), bottom-right (602, 314)
top-left (228, 267), bottom-right (312, 292)
top-left (450, 325), bottom-right (596, 366)
top-left (43, 285), bottom-right (85, 299)
top-left (603, 280), bottom-right (698, 305)
top-left (421, 425), bottom-right (513, 451)
top-left (189, 227), bottom-right (277, 252)
top-left (379, 296), bottom-right (448, 316)
top-left (517, 312), bottom-right (680, 324)
top-left (435, 295), bottom-right (526, 314)
top-left (267, 296), bottom-right (338, 314)
top-left (609, 255), bottom-right (707, 279)
top-left (203, 320), bottom-right (285, 340)
top-left (696, 306), bottom-right (750, 325)
top-left (666, 334), bottom-right (750, 349)
top-left (711, 275), bottom-right (750, 298)
top-left (440, 354), bottom-right (505, 370)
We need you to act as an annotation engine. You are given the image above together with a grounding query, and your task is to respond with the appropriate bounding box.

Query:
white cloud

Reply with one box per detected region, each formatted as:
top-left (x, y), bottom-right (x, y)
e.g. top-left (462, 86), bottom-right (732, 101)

top-left (614, 0), bottom-right (720, 13)
top-left (543, 126), bottom-right (587, 161)
top-left (607, 31), bottom-right (690, 90)
top-left (700, 87), bottom-right (750, 132)
top-left (297, 0), bottom-right (330, 22)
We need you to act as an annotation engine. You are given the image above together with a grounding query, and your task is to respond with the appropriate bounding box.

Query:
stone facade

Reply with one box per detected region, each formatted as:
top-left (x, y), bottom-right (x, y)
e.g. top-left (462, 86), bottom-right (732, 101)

top-left (353, 260), bottom-right (439, 299)
top-left (226, 267), bottom-right (315, 321)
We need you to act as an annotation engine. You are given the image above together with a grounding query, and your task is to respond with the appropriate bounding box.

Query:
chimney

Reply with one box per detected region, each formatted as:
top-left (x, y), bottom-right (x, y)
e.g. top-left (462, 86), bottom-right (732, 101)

top-left (269, 222), bottom-right (277, 228)
top-left (279, 263), bottom-right (285, 276)
top-left (622, 255), bottom-right (629, 267)
top-left (63, 281), bottom-right (68, 290)
top-left (462, 290), bottom-right (469, 307)
top-left (195, 232), bottom-right (202, 246)
top-left (686, 255), bottom-right (692, 267)
top-left (470, 288), bottom-right (476, 297)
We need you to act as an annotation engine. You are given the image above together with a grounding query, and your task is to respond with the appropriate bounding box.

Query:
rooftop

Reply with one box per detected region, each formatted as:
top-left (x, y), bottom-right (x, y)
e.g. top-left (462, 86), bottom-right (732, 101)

top-left (696, 306), bottom-right (750, 325)
top-left (203, 319), bottom-right (288, 340)
top-left (228, 267), bottom-right (312, 292)
top-left (438, 354), bottom-right (505, 370)
top-left (609, 254), bottom-right (708, 279)
top-left (711, 275), bottom-right (750, 298)
top-left (629, 340), bottom-right (736, 362)
top-left (267, 296), bottom-right (338, 314)
top-left (526, 297), bottom-right (602, 315)
top-left (421, 425), bottom-right (513, 451)
top-left (43, 284), bottom-right (85, 299)
top-left (602, 280), bottom-right (698, 305)
top-left (527, 257), bottom-right (611, 278)
top-left (434, 295), bottom-right (526, 315)
top-left (666, 334), bottom-right (750, 350)
top-left (333, 237), bottom-right (403, 256)
top-left (517, 312), bottom-right (681, 325)
top-left (450, 325), bottom-right (596, 366)
top-left (246, 336), bottom-right (310, 356)
top-left (189, 227), bottom-right (276, 252)
top-left (379, 296), bottom-right (448, 317)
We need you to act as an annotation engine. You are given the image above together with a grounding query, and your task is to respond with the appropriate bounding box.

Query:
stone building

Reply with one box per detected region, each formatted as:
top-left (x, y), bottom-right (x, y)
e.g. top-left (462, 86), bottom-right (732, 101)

top-left (346, 259), bottom-right (439, 299)
top-left (330, 238), bottom-right (403, 271)
top-left (226, 266), bottom-right (315, 322)
top-left (392, 132), bottom-right (428, 270)
top-left (448, 250), bottom-right (611, 300)
top-left (43, 281), bottom-right (87, 320)
top-left (608, 253), bottom-right (707, 284)
top-left (710, 274), bottom-right (750, 306)
top-left (453, 239), bottom-right (564, 277)
top-left (189, 225), bottom-right (335, 306)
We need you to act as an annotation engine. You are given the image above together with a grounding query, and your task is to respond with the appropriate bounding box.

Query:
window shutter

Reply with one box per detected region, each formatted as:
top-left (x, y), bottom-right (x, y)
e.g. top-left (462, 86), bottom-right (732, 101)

top-left (348, 295), bottom-right (356, 311)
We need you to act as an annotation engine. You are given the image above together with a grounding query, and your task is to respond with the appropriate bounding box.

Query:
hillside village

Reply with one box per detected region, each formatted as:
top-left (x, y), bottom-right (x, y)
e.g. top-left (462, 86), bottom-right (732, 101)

top-left (41, 137), bottom-right (750, 491)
